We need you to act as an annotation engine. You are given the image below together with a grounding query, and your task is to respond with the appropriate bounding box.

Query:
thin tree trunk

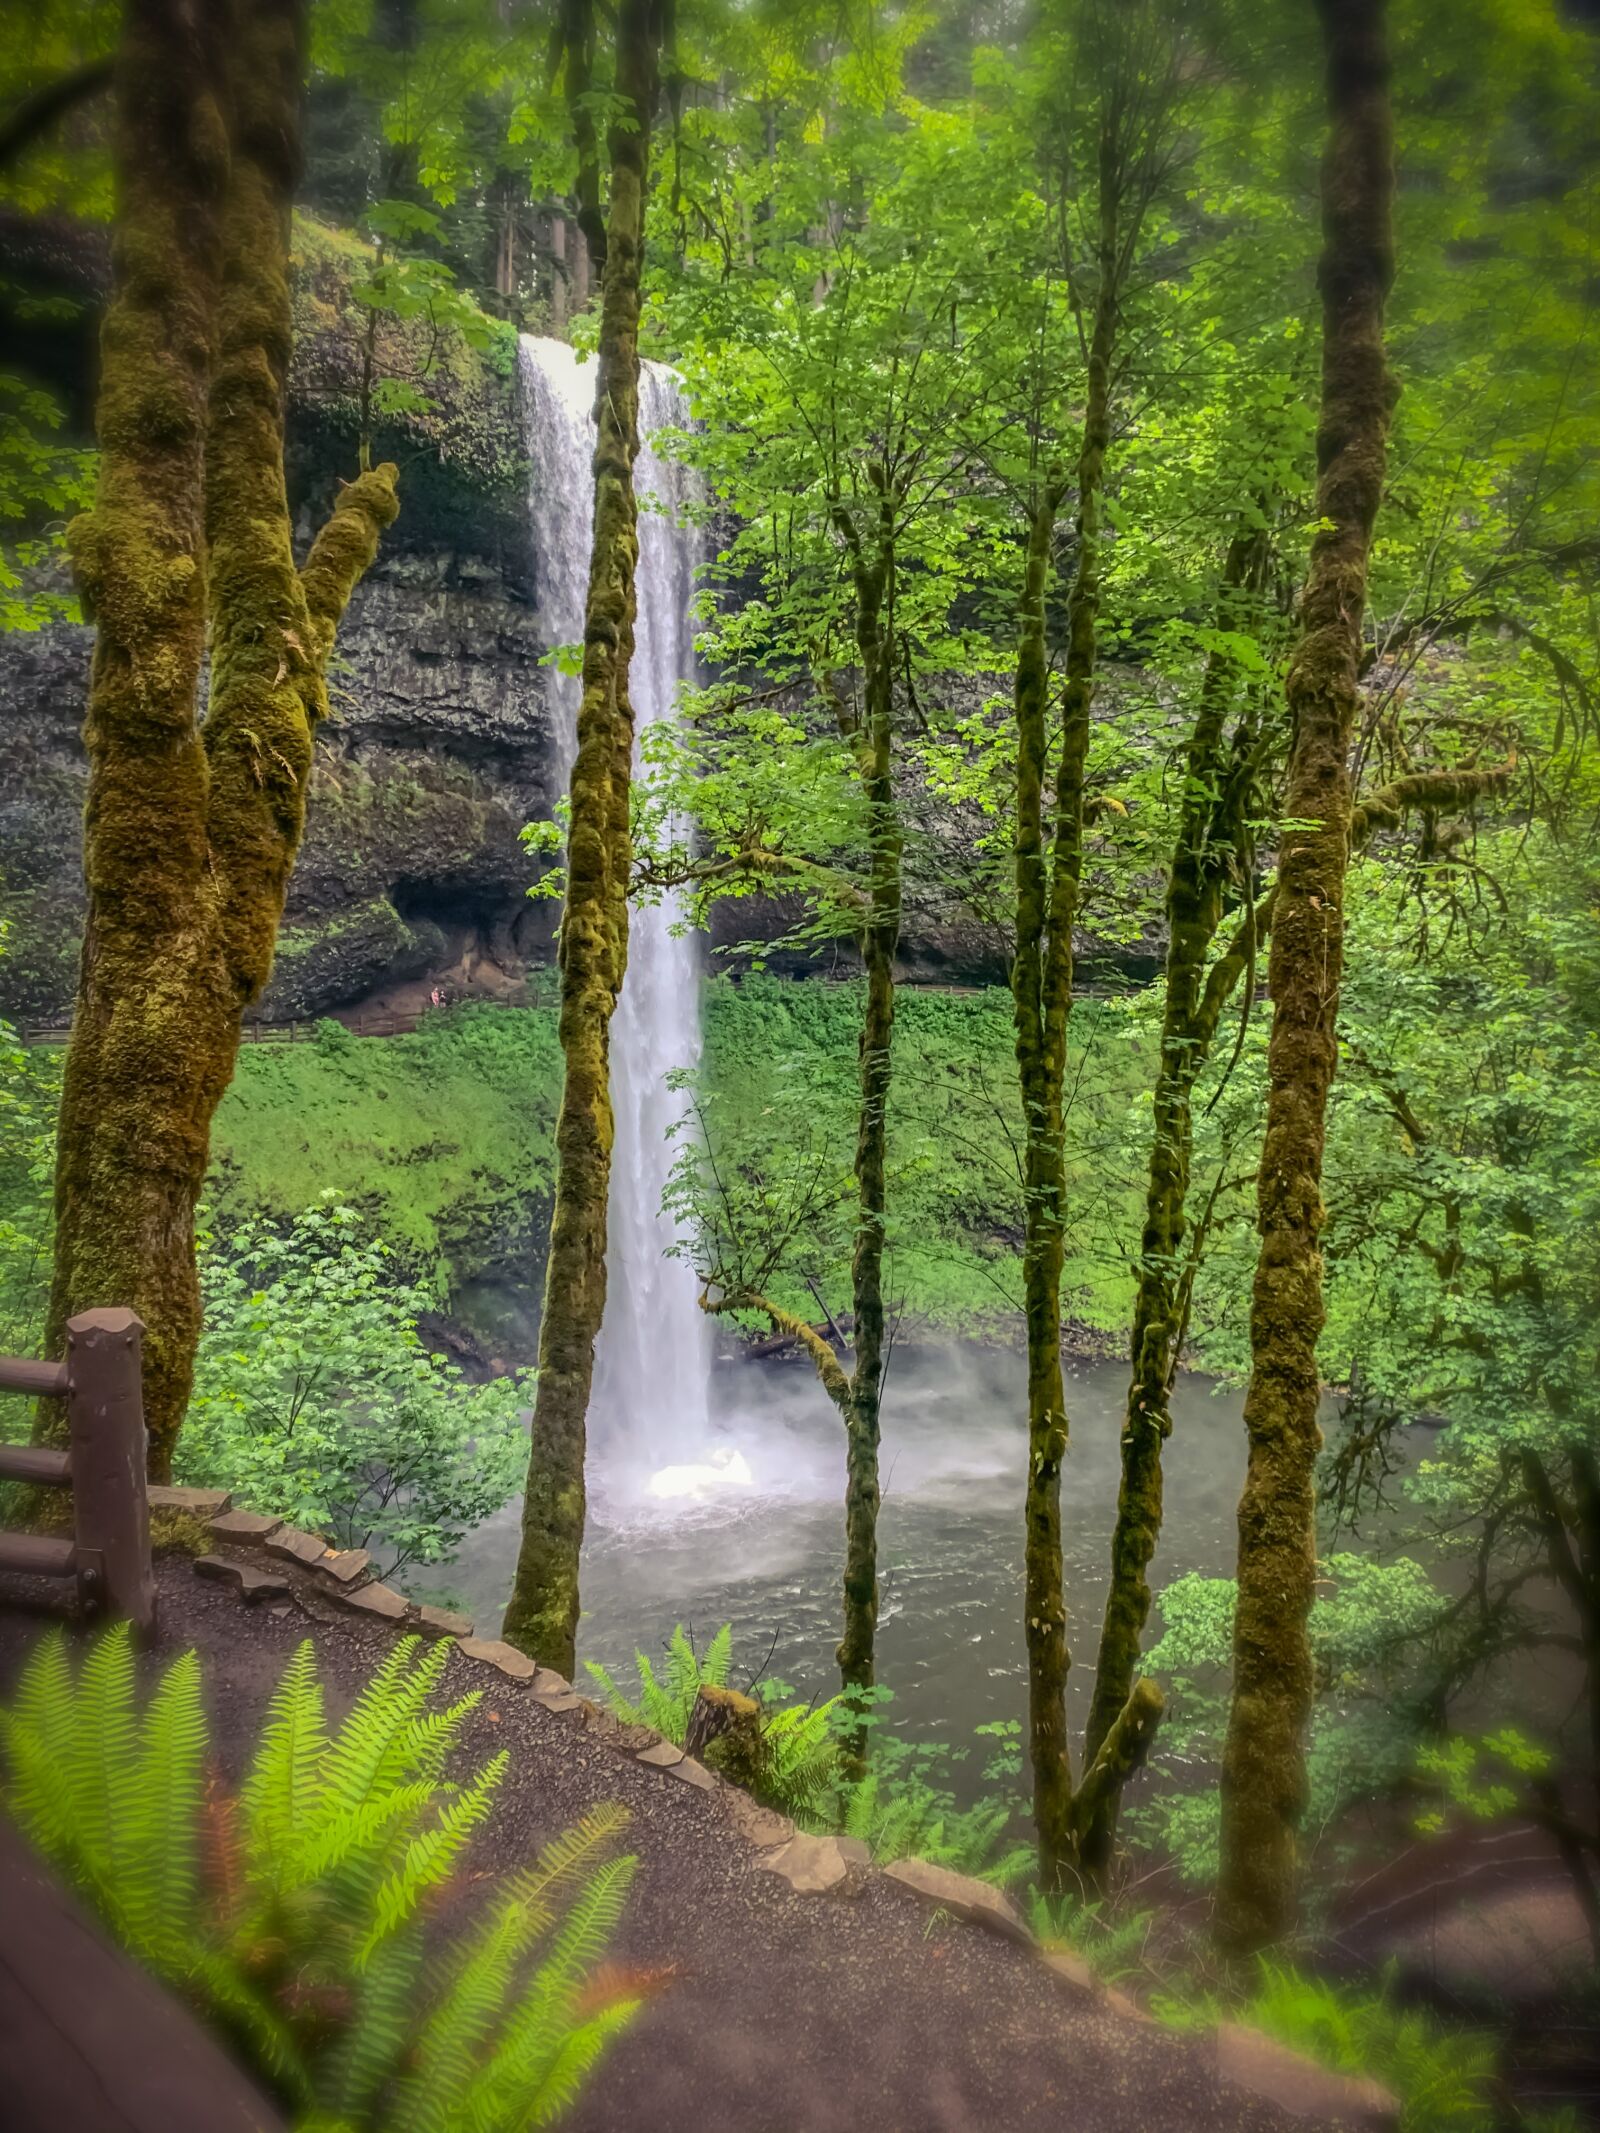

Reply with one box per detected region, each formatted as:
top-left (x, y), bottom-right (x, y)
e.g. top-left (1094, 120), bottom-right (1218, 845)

top-left (1010, 477), bottom-right (1071, 1874)
top-left (503, 0), bottom-right (660, 1676)
top-left (838, 499), bottom-right (900, 1700)
top-left (1216, 0), bottom-right (1395, 1956)
top-left (43, 0), bottom-right (395, 1479)
top-left (556, 0), bottom-right (606, 288)
top-left (1079, 531), bottom-right (1267, 1868)
top-left (1017, 132), bottom-right (1121, 1880)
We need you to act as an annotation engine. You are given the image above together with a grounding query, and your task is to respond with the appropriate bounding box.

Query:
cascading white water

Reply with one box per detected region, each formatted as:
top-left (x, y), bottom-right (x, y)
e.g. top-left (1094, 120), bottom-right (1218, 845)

top-left (517, 335), bottom-right (721, 1500)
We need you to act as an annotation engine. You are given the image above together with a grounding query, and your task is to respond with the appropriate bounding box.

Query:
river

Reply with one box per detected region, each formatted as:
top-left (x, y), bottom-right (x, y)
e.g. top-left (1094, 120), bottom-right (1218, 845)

top-left (451, 1342), bottom-right (1247, 1798)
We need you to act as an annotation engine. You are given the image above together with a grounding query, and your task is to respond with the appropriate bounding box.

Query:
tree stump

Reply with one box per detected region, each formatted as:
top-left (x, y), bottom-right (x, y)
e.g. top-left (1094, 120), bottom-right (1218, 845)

top-left (685, 1684), bottom-right (768, 1793)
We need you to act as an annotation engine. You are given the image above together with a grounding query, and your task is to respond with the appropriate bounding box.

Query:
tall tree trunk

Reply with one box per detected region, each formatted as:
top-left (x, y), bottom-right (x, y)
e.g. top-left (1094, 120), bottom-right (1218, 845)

top-left (44, 0), bottom-right (396, 1479)
top-left (556, 0), bottom-right (606, 288)
top-left (503, 0), bottom-right (660, 1676)
top-left (1079, 531), bottom-right (1268, 1870)
top-left (837, 491), bottom-right (900, 1700)
top-left (1013, 146), bottom-right (1120, 1875)
top-left (1216, 0), bottom-right (1395, 1956)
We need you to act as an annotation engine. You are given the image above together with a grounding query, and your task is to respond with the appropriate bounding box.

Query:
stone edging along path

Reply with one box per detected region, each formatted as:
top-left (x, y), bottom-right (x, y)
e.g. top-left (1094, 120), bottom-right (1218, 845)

top-left (151, 1484), bottom-right (1400, 2133)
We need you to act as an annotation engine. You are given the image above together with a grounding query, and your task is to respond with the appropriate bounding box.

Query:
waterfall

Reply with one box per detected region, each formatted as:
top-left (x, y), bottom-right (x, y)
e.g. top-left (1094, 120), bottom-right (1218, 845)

top-left (517, 335), bottom-right (716, 1495)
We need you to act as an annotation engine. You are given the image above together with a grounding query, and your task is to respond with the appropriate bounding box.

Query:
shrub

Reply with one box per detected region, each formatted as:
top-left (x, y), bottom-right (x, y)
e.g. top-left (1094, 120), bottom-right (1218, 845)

top-left (1155, 1962), bottom-right (1500, 2133)
top-left (584, 1623), bottom-right (841, 1818)
top-left (178, 1197), bottom-right (528, 1576)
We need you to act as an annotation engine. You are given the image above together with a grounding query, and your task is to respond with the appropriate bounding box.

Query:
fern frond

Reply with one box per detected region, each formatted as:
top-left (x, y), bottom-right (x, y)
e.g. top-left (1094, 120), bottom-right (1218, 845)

top-left (68, 1621), bottom-right (138, 1900)
top-left (398, 1803), bottom-right (633, 2131)
top-left (395, 1890), bottom-right (545, 2133)
top-left (702, 1623), bottom-right (732, 1689)
top-left (839, 1770), bottom-right (879, 1843)
top-left (121, 1648), bottom-right (206, 1960)
top-left (522, 1998), bottom-right (639, 2128)
top-left (762, 1700), bottom-right (841, 1816)
top-left (666, 1624), bottom-right (698, 1707)
top-left (634, 1651), bottom-right (685, 1740)
top-left (581, 1660), bottom-right (645, 1730)
top-left (356, 1750), bottom-right (507, 1965)
top-left (241, 1639), bottom-right (326, 1889)
top-left (0, 1630), bottom-right (77, 1864)
top-left (189, 1944), bottom-right (315, 2105)
top-left (450, 1856), bottom-right (638, 2131)
top-left (318, 1637), bottom-right (455, 1816)
top-left (323, 1922), bottom-right (427, 2121)
top-left (286, 1779), bottom-right (438, 1892)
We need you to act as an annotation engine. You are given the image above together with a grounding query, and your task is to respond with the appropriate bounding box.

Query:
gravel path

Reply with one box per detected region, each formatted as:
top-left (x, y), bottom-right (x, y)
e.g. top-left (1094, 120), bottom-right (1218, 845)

top-left (0, 1558), bottom-right (1331, 2133)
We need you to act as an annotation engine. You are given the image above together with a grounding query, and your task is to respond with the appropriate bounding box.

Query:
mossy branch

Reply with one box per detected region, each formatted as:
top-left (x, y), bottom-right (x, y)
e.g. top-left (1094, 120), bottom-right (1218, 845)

top-left (635, 842), bottom-right (868, 915)
top-left (1349, 761), bottom-right (1514, 849)
top-left (1071, 1677), bottom-right (1164, 1845)
top-left (702, 1284), bottom-right (854, 1420)
top-left (300, 465), bottom-right (400, 669)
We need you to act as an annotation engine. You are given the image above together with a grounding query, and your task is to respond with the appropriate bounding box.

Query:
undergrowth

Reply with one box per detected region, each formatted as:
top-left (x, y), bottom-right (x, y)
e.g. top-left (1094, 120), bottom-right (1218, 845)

top-left (1, 1624), bottom-right (637, 2129)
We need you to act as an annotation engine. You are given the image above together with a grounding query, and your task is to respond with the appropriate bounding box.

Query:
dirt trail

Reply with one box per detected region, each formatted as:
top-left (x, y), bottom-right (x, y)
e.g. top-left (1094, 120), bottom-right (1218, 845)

top-left (0, 1559), bottom-right (1337, 2133)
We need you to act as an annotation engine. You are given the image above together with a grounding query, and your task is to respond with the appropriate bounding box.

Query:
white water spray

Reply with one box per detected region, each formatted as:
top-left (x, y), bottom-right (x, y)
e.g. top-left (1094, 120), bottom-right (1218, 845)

top-left (517, 336), bottom-right (719, 1501)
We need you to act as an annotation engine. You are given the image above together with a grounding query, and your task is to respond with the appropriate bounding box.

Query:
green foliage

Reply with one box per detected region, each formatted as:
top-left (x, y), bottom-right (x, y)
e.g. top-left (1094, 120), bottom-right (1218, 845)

top-left (208, 1007), bottom-right (562, 1304)
top-left (837, 1753), bottom-right (1033, 1888)
top-left (827, 1687), bottom-right (1031, 1883)
top-left (673, 976), bottom-right (1147, 1342)
top-left (584, 1622), bottom-right (843, 1819)
top-left (1412, 1729), bottom-right (1554, 1838)
top-left (0, 366), bottom-right (94, 630)
top-left (0, 1625), bottom-right (637, 2127)
top-left (177, 1197), bottom-right (528, 1576)
top-left (0, 942), bottom-right (57, 1372)
top-left (1156, 1962), bottom-right (1501, 2133)
top-left (1137, 1557), bottom-right (1447, 1887)
top-left (584, 1622), bottom-right (735, 1740)
top-left (1029, 1888), bottom-right (1155, 1986)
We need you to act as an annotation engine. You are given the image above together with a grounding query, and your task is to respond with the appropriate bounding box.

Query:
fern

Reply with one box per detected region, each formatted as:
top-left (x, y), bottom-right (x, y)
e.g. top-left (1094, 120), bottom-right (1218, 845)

top-left (0, 1625), bottom-right (638, 2131)
top-left (0, 1626), bottom-right (208, 1973)
top-left (1030, 1888), bottom-right (1154, 1985)
top-left (584, 1621), bottom-right (842, 1816)
top-left (240, 1636), bottom-right (327, 1893)
top-left (837, 1756), bottom-right (1029, 1885)
top-left (761, 1700), bottom-right (842, 1817)
top-left (584, 1620), bottom-right (736, 1742)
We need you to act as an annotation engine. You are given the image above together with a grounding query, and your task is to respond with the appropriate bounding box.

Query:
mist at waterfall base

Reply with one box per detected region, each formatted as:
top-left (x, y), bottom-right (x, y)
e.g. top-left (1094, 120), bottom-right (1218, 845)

top-left (458, 1343), bottom-right (1248, 1800)
top-left (496, 340), bottom-right (1247, 1792)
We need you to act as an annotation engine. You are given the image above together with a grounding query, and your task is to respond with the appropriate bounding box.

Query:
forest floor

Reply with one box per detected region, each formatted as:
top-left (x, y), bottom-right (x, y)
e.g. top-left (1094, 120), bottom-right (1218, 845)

top-left (0, 1554), bottom-right (1351, 2133)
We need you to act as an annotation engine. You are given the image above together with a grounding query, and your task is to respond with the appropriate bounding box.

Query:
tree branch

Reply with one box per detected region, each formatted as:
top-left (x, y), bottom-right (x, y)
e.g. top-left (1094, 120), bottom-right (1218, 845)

top-left (702, 1282), bottom-right (853, 1418)
top-left (0, 59), bottom-right (113, 173)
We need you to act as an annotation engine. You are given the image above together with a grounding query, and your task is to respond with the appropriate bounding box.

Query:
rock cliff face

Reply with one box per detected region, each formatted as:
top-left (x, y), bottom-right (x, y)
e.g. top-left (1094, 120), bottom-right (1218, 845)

top-left (0, 214), bottom-right (1152, 1021)
top-left (0, 536), bottom-right (562, 1023)
top-left (1, 214), bottom-right (566, 1026)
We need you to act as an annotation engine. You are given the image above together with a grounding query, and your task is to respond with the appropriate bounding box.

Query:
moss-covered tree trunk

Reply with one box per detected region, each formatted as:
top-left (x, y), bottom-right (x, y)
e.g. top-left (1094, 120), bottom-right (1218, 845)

top-left (702, 486), bottom-right (901, 1710)
top-left (836, 486), bottom-right (900, 1701)
top-left (43, 0), bottom-right (395, 1480)
top-left (1216, 0), bottom-right (1395, 1956)
top-left (1010, 159), bottom-right (1126, 1875)
top-left (1078, 529), bottom-right (1269, 1871)
top-left (502, 0), bottom-right (660, 1676)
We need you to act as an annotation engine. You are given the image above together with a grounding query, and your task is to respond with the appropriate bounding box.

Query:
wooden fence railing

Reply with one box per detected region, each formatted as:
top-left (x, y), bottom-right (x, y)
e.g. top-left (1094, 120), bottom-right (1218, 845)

top-left (0, 1309), bottom-right (155, 1634)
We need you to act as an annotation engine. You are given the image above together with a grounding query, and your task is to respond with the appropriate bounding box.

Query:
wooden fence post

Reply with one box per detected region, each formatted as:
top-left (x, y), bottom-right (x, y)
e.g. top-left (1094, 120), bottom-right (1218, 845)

top-left (65, 1309), bottom-right (155, 1637)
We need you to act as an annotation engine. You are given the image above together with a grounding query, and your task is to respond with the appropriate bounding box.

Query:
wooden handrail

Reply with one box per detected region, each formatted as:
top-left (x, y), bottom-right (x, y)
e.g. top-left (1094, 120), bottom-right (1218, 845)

top-left (0, 1819), bottom-right (287, 2130)
top-left (0, 1310), bottom-right (154, 1634)
top-left (0, 1445), bottom-right (72, 1487)
top-left (0, 1356), bottom-right (69, 1396)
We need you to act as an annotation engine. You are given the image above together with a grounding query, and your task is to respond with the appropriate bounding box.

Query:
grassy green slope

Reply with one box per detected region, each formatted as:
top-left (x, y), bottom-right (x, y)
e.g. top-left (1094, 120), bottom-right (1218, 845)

top-left (210, 1007), bottom-right (562, 1297)
top-left (207, 981), bottom-right (1147, 1346)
